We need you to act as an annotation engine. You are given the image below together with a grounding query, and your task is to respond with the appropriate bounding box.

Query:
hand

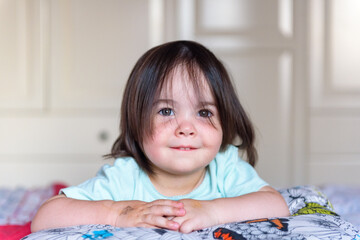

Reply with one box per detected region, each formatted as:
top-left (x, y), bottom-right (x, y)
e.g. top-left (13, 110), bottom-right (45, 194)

top-left (172, 199), bottom-right (218, 233)
top-left (114, 199), bottom-right (186, 231)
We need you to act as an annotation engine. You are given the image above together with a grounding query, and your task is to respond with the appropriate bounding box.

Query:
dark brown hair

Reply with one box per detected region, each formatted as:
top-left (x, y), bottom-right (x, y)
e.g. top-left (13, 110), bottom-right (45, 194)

top-left (105, 40), bottom-right (257, 174)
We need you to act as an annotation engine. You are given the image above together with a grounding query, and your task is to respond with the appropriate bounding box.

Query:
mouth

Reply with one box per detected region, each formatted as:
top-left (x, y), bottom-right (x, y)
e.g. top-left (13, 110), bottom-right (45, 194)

top-left (171, 146), bottom-right (197, 151)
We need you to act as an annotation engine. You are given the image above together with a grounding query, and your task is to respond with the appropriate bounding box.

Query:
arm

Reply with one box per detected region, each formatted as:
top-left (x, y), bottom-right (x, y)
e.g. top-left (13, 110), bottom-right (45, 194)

top-left (31, 194), bottom-right (186, 232)
top-left (174, 186), bottom-right (290, 233)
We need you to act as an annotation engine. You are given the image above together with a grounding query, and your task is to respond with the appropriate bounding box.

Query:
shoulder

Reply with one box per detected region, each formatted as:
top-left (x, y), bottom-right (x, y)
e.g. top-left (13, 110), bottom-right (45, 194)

top-left (208, 145), bottom-right (244, 181)
top-left (208, 145), bottom-right (268, 197)
top-left (96, 156), bottom-right (143, 190)
top-left (62, 156), bottom-right (143, 201)
top-left (94, 156), bottom-right (141, 182)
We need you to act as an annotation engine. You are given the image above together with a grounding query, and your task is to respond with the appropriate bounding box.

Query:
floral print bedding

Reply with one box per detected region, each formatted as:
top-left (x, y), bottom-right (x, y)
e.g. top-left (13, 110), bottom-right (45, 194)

top-left (23, 186), bottom-right (360, 240)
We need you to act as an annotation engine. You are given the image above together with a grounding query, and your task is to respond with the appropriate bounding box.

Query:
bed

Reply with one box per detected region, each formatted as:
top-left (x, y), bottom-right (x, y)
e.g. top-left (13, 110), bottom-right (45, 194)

top-left (0, 183), bottom-right (66, 240)
top-left (1, 184), bottom-right (359, 240)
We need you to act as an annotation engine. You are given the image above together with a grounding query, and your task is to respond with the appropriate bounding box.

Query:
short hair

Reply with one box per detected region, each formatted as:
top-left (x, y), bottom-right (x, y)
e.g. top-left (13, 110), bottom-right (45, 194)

top-left (105, 40), bottom-right (257, 175)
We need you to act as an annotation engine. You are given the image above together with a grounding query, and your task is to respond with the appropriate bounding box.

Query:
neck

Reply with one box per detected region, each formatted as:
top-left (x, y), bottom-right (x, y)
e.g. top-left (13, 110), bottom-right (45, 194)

top-left (149, 169), bottom-right (206, 197)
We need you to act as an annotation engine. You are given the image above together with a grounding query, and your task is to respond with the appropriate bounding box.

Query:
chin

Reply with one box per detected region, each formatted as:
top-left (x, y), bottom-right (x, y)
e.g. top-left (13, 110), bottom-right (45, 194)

top-left (167, 166), bottom-right (206, 176)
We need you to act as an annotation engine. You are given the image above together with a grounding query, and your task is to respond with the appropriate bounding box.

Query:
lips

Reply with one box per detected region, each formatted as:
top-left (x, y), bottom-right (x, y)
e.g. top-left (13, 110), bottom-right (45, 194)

top-left (171, 146), bottom-right (197, 151)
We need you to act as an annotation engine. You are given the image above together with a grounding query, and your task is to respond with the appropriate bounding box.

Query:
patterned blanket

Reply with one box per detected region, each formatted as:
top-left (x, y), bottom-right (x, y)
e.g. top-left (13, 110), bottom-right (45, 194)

top-left (0, 183), bottom-right (67, 240)
top-left (23, 186), bottom-right (360, 240)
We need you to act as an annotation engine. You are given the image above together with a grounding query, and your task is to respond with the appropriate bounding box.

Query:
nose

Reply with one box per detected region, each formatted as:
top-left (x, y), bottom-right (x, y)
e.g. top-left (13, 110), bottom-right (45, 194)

top-left (175, 120), bottom-right (197, 137)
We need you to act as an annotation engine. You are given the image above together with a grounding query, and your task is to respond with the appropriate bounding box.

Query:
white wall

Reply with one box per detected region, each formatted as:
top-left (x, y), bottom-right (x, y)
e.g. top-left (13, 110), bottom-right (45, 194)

top-left (308, 0), bottom-right (360, 185)
top-left (0, 0), bottom-right (359, 188)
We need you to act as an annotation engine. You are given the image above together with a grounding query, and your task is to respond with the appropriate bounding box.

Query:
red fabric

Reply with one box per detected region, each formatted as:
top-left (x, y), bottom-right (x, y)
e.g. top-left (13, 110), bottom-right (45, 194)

top-left (52, 183), bottom-right (68, 196)
top-left (0, 183), bottom-right (68, 240)
top-left (0, 222), bottom-right (31, 240)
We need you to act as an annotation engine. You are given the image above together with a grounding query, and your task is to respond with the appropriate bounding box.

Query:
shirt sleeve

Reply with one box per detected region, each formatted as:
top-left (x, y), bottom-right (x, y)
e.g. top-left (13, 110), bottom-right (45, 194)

top-left (60, 157), bottom-right (137, 201)
top-left (217, 145), bottom-right (268, 198)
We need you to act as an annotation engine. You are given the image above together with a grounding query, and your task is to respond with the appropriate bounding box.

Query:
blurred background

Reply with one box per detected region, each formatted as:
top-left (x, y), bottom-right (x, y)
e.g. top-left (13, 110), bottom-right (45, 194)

top-left (1, 0), bottom-right (359, 188)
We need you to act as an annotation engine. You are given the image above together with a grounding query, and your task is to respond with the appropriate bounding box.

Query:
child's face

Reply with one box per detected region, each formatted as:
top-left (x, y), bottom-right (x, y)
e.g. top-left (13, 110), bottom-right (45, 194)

top-left (143, 67), bottom-right (223, 177)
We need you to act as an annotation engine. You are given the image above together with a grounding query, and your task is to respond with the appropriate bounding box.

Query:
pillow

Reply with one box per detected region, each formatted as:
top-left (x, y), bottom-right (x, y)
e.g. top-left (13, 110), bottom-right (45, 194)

top-left (279, 185), bottom-right (337, 216)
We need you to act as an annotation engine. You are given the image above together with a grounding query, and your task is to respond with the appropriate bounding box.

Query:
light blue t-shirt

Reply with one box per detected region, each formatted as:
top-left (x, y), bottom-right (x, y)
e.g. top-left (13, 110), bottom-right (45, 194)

top-left (61, 145), bottom-right (268, 201)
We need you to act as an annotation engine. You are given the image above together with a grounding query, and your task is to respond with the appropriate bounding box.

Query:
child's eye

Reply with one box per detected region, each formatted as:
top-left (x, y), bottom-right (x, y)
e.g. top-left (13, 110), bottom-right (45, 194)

top-left (198, 109), bottom-right (213, 118)
top-left (158, 108), bottom-right (174, 116)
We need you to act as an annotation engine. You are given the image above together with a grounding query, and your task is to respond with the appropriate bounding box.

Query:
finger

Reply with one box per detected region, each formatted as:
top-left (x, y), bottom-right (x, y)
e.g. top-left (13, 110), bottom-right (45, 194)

top-left (148, 205), bottom-right (186, 217)
top-left (142, 214), bottom-right (180, 231)
top-left (171, 216), bottom-right (185, 226)
top-left (136, 222), bottom-right (164, 229)
top-left (179, 219), bottom-right (195, 234)
top-left (179, 217), bottom-right (207, 234)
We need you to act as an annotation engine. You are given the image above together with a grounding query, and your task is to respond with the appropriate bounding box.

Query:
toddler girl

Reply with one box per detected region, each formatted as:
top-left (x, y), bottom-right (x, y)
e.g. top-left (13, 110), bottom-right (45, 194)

top-left (31, 40), bottom-right (289, 233)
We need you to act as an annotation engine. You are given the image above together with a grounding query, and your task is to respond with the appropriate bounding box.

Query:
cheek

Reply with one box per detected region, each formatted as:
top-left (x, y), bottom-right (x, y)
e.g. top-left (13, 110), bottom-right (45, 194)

top-left (201, 123), bottom-right (223, 146)
top-left (142, 128), bottom-right (167, 159)
top-left (151, 116), bottom-right (174, 135)
top-left (212, 131), bottom-right (223, 151)
top-left (142, 138), bottom-right (157, 164)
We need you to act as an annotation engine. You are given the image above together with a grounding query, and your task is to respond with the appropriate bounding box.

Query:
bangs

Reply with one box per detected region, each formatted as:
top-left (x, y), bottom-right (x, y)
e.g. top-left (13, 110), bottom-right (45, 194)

top-left (154, 63), bottom-right (213, 105)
